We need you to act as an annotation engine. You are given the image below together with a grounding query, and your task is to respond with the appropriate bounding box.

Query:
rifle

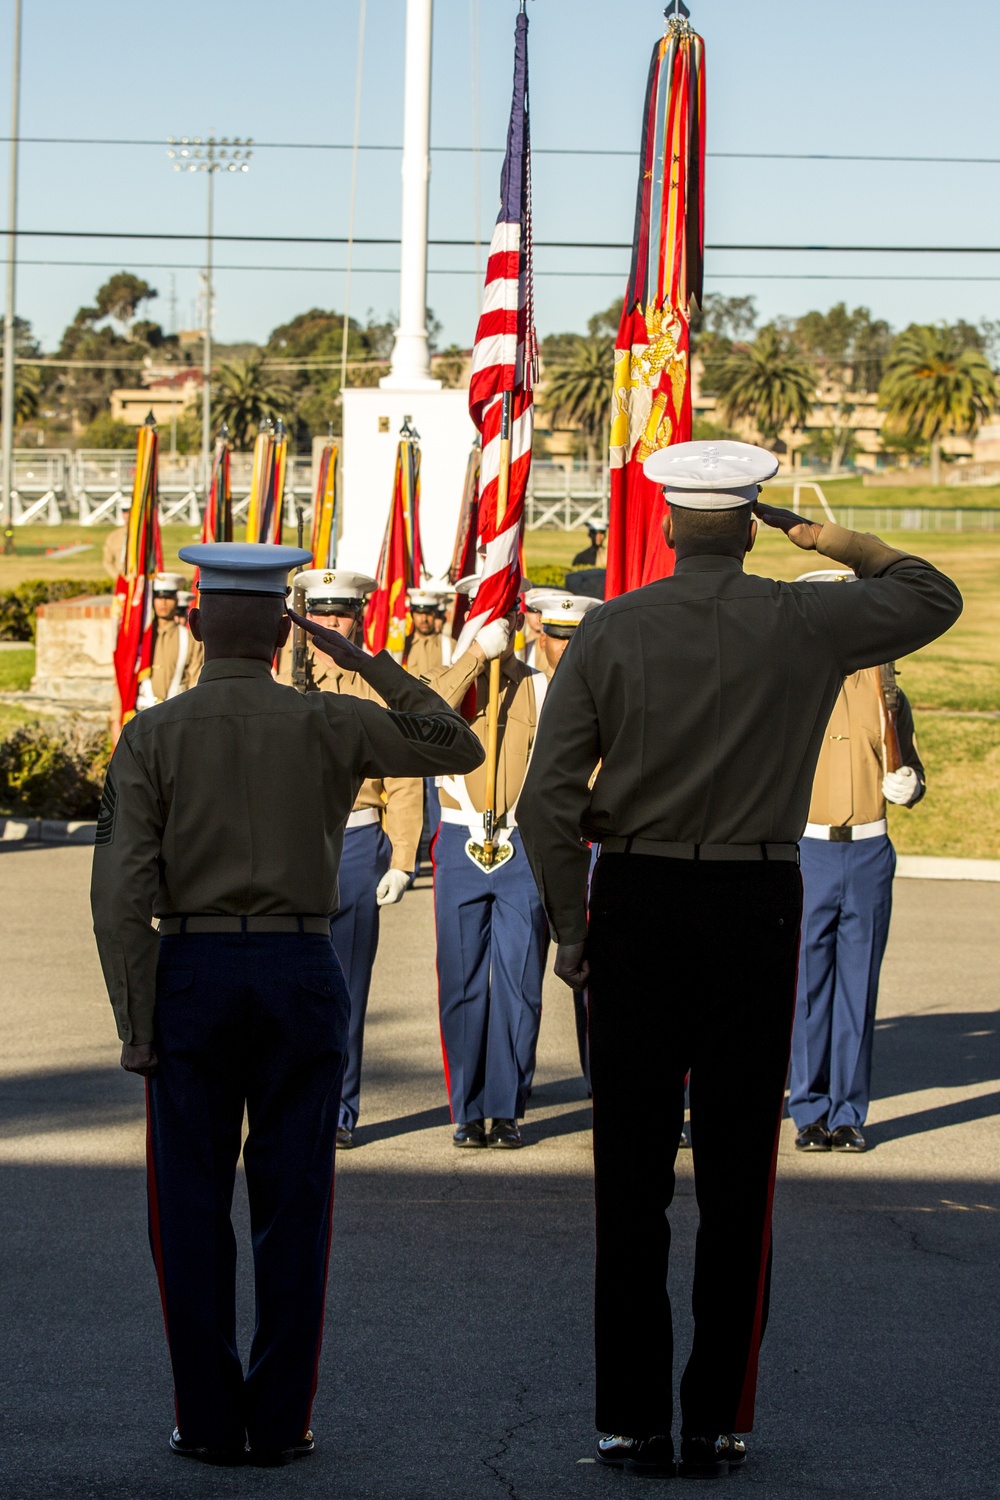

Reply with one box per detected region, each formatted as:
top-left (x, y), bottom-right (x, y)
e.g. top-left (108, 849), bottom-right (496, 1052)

top-left (291, 507), bottom-right (316, 694)
top-left (877, 662), bottom-right (902, 774)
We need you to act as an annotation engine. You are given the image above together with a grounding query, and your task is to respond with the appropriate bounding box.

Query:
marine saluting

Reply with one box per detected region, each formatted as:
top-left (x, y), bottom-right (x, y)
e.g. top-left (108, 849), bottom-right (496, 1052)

top-left (90, 540), bottom-right (483, 1468)
top-left (517, 438), bottom-right (963, 1478)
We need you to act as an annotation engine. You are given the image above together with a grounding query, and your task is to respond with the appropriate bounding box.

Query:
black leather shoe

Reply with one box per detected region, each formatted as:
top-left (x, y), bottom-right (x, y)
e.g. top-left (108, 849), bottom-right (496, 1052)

top-left (488, 1118), bottom-right (523, 1148)
top-left (248, 1430), bottom-right (315, 1468)
top-left (597, 1434), bottom-right (675, 1476)
top-left (453, 1120), bottom-right (488, 1148)
top-left (831, 1124), bottom-right (866, 1152)
top-left (794, 1118), bottom-right (831, 1151)
top-left (680, 1433), bottom-right (744, 1477)
top-left (169, 1428), bottom-right (247, 1466)
top-left (335, 1126), bottom-right (354, 1149)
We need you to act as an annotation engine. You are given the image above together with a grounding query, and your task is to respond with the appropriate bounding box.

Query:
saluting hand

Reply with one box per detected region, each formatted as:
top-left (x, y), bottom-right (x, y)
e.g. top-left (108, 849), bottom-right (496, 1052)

top-left (753, 502), bottom-right (823, 551)
top-left (288, 608), bottom-right (370, 672)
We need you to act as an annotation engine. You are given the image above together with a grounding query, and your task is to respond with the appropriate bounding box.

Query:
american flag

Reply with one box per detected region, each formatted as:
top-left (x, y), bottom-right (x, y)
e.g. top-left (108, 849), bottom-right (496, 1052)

top-left (455, 6), bottom-right (537, 656)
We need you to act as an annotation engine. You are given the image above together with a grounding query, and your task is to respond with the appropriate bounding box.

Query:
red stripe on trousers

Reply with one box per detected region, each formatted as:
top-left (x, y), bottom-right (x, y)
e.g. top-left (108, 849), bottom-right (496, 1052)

top-left (430, 824), bottom-right (454, 1120)
top-left (304, 1169), bottom-right (337, 1436)
top-left (144, 1078), bottom-right (179, 1427)
top-left (734, 918), bottom-right (803, 1432)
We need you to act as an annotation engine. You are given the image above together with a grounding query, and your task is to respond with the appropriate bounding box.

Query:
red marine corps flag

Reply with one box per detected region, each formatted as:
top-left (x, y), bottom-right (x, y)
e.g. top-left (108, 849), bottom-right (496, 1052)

top-left (112, 414), bottom-right (163, 732)
top-left (606, 1), bottom-right (706, 597)
top-left (364, 420), bottom-right (423, 660)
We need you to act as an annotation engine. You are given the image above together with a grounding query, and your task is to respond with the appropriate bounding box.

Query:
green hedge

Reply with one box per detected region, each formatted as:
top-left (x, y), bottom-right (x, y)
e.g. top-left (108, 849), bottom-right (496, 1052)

top-left (525, 564), bottom-right (567, 590)
top-left (0, 718), bottom-right (111, 818)
top-left (0, 578), bottom-right (113, 641)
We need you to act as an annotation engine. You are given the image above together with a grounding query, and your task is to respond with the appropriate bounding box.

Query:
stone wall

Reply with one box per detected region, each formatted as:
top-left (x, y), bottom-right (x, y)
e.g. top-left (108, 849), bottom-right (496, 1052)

top-left (32, 596), bottom-right (115, 708)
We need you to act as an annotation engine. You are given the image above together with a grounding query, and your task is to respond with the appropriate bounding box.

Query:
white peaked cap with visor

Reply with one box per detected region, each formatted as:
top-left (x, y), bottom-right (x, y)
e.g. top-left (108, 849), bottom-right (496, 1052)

top-left (643, 439), bottom-right (779, 509)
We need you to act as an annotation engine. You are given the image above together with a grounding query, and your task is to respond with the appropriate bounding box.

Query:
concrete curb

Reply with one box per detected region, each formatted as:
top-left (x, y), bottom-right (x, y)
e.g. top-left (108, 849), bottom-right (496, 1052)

top-left (0, 818), bottom-right (96, 844)
top-left (896, 854), bottom-right (1000, 882)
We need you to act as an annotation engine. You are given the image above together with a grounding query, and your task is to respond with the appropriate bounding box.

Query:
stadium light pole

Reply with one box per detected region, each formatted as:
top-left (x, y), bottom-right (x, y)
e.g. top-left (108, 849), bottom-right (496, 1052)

top-left (1, 0), bottom-right (23, 555)
top-left (167, 135), bottom-right (252, 498)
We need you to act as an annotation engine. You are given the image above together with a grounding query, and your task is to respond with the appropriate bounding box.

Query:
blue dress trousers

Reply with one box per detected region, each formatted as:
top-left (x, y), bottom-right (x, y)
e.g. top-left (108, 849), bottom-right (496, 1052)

top-left (147, 931), bottom-right (350, 1452)
top-left (328, 821), bottom-right (392, 1131)
top-left (789, 833), bottom-right (896, 1131)
top-left (433, 822), bottom-right (548, 1123)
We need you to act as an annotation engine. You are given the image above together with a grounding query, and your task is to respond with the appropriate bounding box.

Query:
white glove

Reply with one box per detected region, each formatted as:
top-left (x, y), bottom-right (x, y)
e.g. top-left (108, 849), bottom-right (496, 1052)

top-left (883, 766), bottom-right (919, 805)
top-left (376, 868), bottom-right (411, 907)
top-left (135, 679), bottom-right (158, 711)
top-left (474, 618), bottom-right (511, 661)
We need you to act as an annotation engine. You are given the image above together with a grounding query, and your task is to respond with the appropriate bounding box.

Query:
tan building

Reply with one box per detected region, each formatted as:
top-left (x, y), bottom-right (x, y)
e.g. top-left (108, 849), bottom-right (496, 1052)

top-left (109, 369), bottom-right (203, 428)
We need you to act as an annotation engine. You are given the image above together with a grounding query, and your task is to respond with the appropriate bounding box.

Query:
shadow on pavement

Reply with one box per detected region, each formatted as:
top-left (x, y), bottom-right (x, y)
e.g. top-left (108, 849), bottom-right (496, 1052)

top-left (873, 1009), bottom-right (1000, 1097)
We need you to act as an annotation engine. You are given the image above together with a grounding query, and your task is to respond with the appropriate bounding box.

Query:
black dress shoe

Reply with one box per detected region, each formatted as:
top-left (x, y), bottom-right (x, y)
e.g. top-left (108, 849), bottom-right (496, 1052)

top-left (169, 1428), bottom-right (247, 1466)
top-left (335, 1126), bottom-right (354, 1149)
top-left (794, 1118), bottom-right (831, 1151)
top-left (597, 1434), bottom-right (675, 1476)
top-left (680, 1433), bottom-right (745, 1477)
top-left (831, 1124), bottom-right (866, 1152)
top-left (488, 1118), bottom-right (523, 1148)
top-left (453, 1119), bottom-right (488, 1148)
top-left (248, 1430), bottom-right (315, 1468)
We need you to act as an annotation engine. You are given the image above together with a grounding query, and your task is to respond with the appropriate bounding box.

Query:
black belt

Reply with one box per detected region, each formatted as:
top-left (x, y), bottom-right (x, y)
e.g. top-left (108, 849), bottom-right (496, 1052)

top-left (158, 915), bottom-right (332, 936)
top-left (600, 836), bottom-right (800, 864)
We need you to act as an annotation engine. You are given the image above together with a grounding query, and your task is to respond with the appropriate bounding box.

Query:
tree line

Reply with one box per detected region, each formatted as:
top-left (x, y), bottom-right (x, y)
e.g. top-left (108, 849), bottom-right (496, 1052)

top-left (540, 296), bottom-right (999, 482)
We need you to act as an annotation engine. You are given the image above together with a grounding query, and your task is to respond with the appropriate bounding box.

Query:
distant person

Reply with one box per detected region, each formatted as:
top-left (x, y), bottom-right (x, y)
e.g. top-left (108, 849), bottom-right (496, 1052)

top-left (518, 439), bottom-right (961, 1479)
top-left (91, 541), bottom-right (483, 1469)
top-left (404, 586), bottom-right (453, 675)
top-left (101, 504), bottom-right (131, 579)
top-left (572, 524), bottom-right (607, 568)
top-left (791, 568), bottom-right (926, 1155)
top-left (136, 574), bottom-right (203, 709)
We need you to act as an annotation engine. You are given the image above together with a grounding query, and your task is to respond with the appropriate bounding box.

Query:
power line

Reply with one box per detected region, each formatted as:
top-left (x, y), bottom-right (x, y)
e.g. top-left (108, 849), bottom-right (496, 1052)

top-left (14, 257), bottom-right (1000, 285)
top-left (8, 229), bottom-right (1000, 253)
top-left (2, 135), bottom-right (1000, 166)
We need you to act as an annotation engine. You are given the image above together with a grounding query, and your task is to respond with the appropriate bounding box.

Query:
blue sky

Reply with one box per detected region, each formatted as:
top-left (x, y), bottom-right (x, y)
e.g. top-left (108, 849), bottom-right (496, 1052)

top-left (4, 0), bottom-right (1000, 351)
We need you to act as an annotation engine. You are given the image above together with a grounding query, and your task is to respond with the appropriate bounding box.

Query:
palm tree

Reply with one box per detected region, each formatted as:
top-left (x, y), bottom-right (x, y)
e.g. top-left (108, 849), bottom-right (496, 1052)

top-left (541, 334), bottom-right (614, 463)
top-left (212, 355), bottom-right (292, 449)
top-left (708, 327), bottom-right (817, 445)
top-left (879, 324), bottom-right (996, 485)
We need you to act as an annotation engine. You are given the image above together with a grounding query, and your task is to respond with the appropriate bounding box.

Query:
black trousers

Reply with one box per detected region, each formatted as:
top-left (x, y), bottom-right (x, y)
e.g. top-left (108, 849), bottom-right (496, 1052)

top-left (147, 932), bottom-right (350, 1451)
top-left (587, 854), bottom-right (802, 1439)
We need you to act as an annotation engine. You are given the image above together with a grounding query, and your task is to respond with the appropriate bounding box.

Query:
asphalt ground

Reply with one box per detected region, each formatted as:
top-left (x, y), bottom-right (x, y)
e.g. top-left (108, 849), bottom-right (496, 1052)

top-left (0, 846), bottom-right (998, 1500)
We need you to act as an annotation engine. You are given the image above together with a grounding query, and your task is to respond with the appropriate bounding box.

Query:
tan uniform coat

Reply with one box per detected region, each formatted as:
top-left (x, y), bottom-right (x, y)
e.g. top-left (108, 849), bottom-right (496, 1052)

top-left (147, 617), bottom-right (204, 703)
top-left (404, 630), bottom-right (446, 678)
top-left (808, 669), bottom-right (924, 826)
top-left (425, 652), bottom-right (541, 819)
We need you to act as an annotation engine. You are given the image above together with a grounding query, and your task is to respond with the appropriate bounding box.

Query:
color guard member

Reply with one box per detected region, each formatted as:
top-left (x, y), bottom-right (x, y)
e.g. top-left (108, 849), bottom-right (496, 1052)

top-left (282, 568), bottom-right (424, 1148)
top-left (91, 541), bottom-right (482, 1467)
top-left (135, 573), bottom-right (204, 709)
top-left (518, 440), bottom-right (961, 1478)
top-left (791, 568), bottom-right (926, 1155)
top-left (422, 578), bottom-right (550, 1149)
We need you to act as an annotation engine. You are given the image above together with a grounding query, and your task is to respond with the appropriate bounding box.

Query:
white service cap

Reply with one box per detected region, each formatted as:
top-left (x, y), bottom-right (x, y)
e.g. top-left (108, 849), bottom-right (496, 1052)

top-left (455, 573), bottom-right (529, 603)
top-left (539, 594), bottom-right (602, 633)
top-left (795, 568), bottom-right (856, 584)
top-left (408, 586), bottom-right (450, 609)
top-left (179, 542), bottom-right (312, 596)
top-left (292, 567), bottom-right (377, 602)
top-left (643, 439), bottom-right (779, 509)
top-left (152, 572), bottom-right (187, 594)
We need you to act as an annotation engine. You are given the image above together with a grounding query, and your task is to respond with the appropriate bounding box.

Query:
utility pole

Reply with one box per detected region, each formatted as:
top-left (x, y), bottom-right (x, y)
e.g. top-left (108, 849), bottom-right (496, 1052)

top-left (167, 134), bottom-right (252, 498)
top-left (1, 0), bottom-right (23, 555)
top-left (381, 0), bottom-right (440, 391)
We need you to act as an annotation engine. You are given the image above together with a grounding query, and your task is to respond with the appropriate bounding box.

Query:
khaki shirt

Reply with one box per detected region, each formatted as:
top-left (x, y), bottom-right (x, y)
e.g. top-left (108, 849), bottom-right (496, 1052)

top-left (404, 630), bottom-right (446, 677)
top-left (91, 652), bottom-right (484, 1044)
top-left (102, 526), bottom-right (127, 580)
top-left (148, 617), bottom-right (204, 703)
top-left (274, 642), bottom-right (422, 869)
top-left (425, 651), bottom-right (541, 819)
top-left (519, 524), bottom-right (962, 943)
top-left (809, 671), bottom-right (924, 826)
